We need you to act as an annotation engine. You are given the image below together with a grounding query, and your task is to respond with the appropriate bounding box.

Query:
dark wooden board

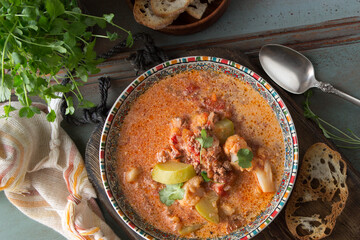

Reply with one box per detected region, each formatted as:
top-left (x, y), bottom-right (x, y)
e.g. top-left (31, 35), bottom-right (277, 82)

top-left (85, 48), bottom-right (360, 239)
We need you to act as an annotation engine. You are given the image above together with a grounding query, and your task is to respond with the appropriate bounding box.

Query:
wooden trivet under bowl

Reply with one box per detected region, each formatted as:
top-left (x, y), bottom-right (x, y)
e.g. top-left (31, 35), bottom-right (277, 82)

top-left (84, 48), bottom-right (360, 240)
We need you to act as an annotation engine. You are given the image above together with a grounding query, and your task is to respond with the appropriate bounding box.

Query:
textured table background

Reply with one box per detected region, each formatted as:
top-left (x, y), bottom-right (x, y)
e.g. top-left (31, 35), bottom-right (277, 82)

top-left (1, 0), bottom-right (360, 239)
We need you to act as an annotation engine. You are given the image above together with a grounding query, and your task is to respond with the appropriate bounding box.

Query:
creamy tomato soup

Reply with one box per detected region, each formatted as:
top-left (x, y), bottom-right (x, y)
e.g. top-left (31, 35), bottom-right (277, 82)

top-left (116, 70), bottom-right (284, 238)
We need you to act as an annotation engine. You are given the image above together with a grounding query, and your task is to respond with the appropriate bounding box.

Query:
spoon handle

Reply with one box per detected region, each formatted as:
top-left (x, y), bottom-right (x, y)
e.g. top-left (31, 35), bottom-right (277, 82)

top-left (317, 81), bottom-right (360, 107)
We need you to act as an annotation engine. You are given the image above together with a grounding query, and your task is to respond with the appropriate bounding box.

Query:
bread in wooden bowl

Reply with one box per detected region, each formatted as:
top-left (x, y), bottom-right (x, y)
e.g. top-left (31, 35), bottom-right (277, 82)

top-left (133, 0), bottom-right (178, 30)
top-left (128, 0), bottom-right (230, 35)
top-left (186, 0), bottom-right (208, 19)
top-left (285, 143), bottom-right (348, 240)
top-left (150, 0), bottom-right (193, 17)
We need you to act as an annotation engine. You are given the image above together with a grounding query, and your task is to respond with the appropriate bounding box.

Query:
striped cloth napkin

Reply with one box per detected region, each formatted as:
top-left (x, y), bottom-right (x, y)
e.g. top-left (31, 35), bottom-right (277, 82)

top-left (0, 101), bottom-right (119, 240)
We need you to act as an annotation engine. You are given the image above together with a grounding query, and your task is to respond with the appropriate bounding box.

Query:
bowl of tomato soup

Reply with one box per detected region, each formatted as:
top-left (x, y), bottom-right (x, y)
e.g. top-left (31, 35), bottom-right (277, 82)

top-left (99, 56), bottom-right (299, 239)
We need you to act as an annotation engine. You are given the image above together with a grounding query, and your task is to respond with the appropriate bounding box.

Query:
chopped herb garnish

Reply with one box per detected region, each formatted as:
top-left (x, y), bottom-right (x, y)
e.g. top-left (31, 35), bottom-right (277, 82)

top-left (237, 148), bottom-right (253, 168)
top-left (196, 129), bottom-right (213, 163)
top-left (304, 90), bottom-right (360, 149)
top-left (197, 129), bottom-right (213, 149)
top-left (201, 171), bottom-right (211, 182)
top-left (159, 183), bottom-right (185, 206)
top-left (200, 171), bottom-right (224, 184)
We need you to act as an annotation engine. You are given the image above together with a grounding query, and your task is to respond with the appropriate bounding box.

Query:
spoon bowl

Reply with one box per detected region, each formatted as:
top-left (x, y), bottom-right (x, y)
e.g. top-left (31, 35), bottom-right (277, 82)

top-left (259, 44), bottom-right (317, 94)
top-left (259, 44), bottom-right (360, 107)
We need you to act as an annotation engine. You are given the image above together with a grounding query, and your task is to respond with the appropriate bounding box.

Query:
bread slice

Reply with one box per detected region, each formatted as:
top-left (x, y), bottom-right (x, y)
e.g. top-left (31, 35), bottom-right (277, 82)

top-left (186, 0), bottom-right (208, 19)
top-left (285, 143), bottom-right (348, 240)
top-left (150, 0), bottom-right (192, 17)
top-left (133, 0), bottom-right (178, 30)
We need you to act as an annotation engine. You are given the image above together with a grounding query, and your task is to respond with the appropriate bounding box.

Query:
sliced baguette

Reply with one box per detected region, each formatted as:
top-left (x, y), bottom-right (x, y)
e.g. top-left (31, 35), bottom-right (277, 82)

top-left (186, 0), bottom-right (208, 19)
top-left (150, 0), bottom-right (193, 17)
top-left (133, 0), bottom-right (178, 30)
top-left (285, 143), bottom-right (348, 240)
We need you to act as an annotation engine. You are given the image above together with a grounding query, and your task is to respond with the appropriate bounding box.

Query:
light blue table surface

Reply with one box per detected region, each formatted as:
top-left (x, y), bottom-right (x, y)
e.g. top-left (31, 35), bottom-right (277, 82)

top-left (0, 191), bottom-right (64, 239)
top-left (1, 0), bottom-right (360, 239)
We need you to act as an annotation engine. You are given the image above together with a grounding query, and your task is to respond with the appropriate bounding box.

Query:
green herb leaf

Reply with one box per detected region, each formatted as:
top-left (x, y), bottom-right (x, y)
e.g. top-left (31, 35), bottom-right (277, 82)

top-left (201, 171), bottom-right (211, 182)
top-left (65, 106), bottom-right (75, 115)
top-left (51, 84), bottom-right (70, 93)
top-left (0, 85), bottom-right (11, 102)
top-left (159, 183), bottom-right (185, 206)
top-left (65, 96), bottom-right (75, 115)
top-left (2, 105), bottom-right (16, 118)
top-left (64, 32), bottom-right (76, 47)
top-left (29, 106), bottom-right (41, 115)
top-left (106, 31), bottom-right (119, 41)
top-left (103, 13), bottom-right (114, 23)
top-left (196, 129), bottom-right (213, 163)
top-left (68, 22), bottom-right (87, 36)
top-left (19, 106), bottom-right (35, 118)
top-left (79, 99), bottom-right (96, 108)
top-left (12, 52), bottom-right (26, 65)
top-left (71, 7), bottom-right (82, 14)
top-left (52, 45), bottom-right (67, 54)
top-left (197, 129), bottom-right (213, 149)
top-left (126, 32), bottom-right (134, 47)
top-left (83, 31), bottom-right (92, 40)
top-left (237, 148), bottom-right (253, 168)
top-left (46, 109), bottom-right (56, 122)
top-left (96, 19), bottom-right (106, 29)
top-left (84, 17), bottom-right (97, 27)
top-left (38, 15), bottom-right (49, 28)
top-left (45, 0), bottom-right (65, 19)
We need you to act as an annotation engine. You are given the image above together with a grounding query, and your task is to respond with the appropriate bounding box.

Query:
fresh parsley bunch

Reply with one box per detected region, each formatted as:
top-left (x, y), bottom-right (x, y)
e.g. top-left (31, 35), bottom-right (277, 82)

top-left (0, 0), bottom-right (133, 121)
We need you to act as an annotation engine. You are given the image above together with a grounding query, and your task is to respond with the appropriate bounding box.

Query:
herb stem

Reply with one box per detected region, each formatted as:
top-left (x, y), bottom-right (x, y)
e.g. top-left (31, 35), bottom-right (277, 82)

top-left (52, 75), bottom-right (66, 98)
top-left (0, 14), bottom-right (27, 17)
top-left (75, 36), bottom-right (88, 45)
top-left (11, 34), bottom-right (54, 48)
top-left (22, 83), bottom-right (29, 106)
top-left (64, 11), bottom-right (131, 35)
top-left (1, 35), bottom-right (10, 87)
top-left (92, 34), bottom-right (109, 39)
top-left (304, 90), bottom-right (360, 148)
top-left (318, 118), bottom-right (356, 141)
top-left (52, 75), bottom-right (77, 99)
top-left (2, 21), bottom-right (17, 87)
top-left (64, 68), bottom-right (83, 101)
top-left (348, 129), bottom-right (360, 141)
top-left (63, 42), bottom-right (74, 55)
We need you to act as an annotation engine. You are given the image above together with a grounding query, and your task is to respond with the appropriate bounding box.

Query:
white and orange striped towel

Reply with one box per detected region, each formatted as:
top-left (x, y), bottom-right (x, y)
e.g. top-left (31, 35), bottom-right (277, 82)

top-left (0, 101), bottom-right (119, 240)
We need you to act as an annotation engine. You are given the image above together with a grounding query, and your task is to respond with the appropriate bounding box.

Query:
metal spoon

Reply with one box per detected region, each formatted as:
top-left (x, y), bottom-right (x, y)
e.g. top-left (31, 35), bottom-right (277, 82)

top-left (259, 44), bottom-right (360, 107)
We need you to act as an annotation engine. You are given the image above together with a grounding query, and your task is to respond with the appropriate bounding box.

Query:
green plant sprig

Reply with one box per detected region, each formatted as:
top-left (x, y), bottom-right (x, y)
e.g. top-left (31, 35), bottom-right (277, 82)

top-left (159, 183), bottom-right (185, 206)
top-left (304, 90), bottom-right (360, 149)
top-left (0, 0), bottom-right (133, 121)
top-left (196, 129), bottom-right (213, 163)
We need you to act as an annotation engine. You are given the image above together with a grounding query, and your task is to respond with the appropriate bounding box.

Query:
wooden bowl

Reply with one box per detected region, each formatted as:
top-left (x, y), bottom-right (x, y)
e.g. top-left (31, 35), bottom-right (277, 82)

top-left (126, 0), bottom-right (230, 35)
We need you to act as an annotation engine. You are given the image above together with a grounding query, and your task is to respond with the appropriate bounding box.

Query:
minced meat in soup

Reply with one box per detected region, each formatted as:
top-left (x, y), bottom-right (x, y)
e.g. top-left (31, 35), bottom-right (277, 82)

top-left (116, 70), bottom-right (284, 238)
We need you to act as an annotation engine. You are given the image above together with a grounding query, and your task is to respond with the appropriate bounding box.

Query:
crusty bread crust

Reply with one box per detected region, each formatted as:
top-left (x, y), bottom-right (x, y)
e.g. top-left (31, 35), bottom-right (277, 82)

top-left (186, 0), bottom-right (208, 19)
top-left (133, 0), bottom-right (178, 30)
top-left (150, 0), bottom-right (192, 17)
top-left (285, 143), bottom-right (348, 240)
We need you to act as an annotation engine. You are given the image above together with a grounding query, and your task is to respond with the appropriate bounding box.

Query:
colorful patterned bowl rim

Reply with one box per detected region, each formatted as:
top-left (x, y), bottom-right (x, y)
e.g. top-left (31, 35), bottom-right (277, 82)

top-left (99, 56), bottom-right (299, 240)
